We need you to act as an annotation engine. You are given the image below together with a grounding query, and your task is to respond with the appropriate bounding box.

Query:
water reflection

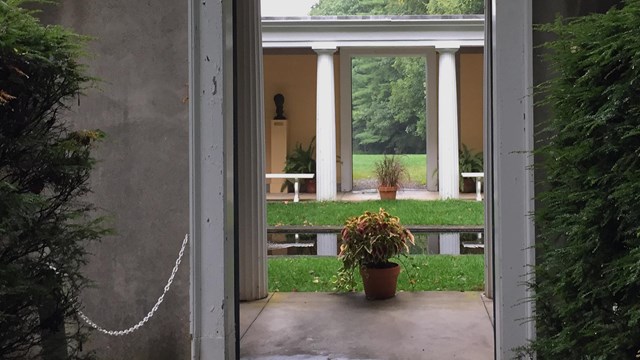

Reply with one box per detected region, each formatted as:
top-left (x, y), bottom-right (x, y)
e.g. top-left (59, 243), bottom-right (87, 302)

top-left (267, 232), bottom-right (483, 256)
top-left (316, 233), bottom-right (338, 256)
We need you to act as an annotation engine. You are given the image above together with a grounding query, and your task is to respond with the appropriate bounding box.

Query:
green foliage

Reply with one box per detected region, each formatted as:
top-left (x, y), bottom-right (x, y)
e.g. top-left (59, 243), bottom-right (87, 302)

top-left (427, 0), bottom-right (483, 15)
top-left (268, 255), bottom-right (484, 292)
top-left (1, 1), bottom-right (106, 358)
top-left (352, 57), bottom-right (426, 154)
top-left (311, 0), bottom-right (483, 154)
top-left (281, 137), bottom-right (316, 191)
top-left (353, 154), bottom-right (426, 186)
top-left (267, 199), bottom-right (484, 226)
top-left (374, 154), bottom-right (407, 187)
top-left (459, 144), bottom-right (483, 173)
top-left (335, 209), bottom-right (415, 290)
top-left (530, 1), bottom-right (640, 358)
top-left (310, 0), bottom-right (413, 16)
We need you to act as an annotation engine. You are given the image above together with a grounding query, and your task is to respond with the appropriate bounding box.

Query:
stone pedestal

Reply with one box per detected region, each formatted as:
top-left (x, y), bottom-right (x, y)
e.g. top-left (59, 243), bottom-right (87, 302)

top-left (269, 119), bottom-right (288, 193)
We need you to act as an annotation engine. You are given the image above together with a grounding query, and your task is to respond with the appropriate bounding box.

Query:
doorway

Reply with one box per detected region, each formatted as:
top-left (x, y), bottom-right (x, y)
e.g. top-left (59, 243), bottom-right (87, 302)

top-left (350, 56), bottom-right (428, 191)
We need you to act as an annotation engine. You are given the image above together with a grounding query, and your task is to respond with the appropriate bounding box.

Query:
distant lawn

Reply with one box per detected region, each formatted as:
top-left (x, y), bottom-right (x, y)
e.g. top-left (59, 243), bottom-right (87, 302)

top-left (353, 154), bottom-right (427, 186)
top-left (268, 255), bottom-right (484, 292)
top-left (267, 200), bottom-right (483, 226)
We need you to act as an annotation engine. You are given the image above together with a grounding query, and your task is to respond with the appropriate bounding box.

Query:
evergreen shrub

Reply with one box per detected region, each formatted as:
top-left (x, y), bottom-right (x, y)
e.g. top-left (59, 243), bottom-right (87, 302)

top-left (531, 1), bottom-right (640, 358)
top-left (1, 1), bottom-right (107, 358)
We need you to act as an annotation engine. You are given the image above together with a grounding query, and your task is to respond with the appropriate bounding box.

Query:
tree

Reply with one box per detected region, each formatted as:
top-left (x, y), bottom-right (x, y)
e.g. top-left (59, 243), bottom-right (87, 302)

top-left (351, 57), bottom-right (426, 154)
top-left (0, 1), bottom-right (107, 358)
top-left (427, 0), bottom-right (484, 14)
top-left (310, 0), bottom-right (389, 15)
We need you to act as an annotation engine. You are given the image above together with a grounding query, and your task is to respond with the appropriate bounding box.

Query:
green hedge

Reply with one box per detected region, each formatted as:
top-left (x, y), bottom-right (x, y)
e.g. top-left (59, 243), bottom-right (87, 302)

top-left (1, 1), bottom-right (106, 359)
top-left (531, 1), bottom-right (640, 358)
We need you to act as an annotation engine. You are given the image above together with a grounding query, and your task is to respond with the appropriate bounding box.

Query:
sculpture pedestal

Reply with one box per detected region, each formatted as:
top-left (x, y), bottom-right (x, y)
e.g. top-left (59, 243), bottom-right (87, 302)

top-left (270, 119), bottom-right (288, 193)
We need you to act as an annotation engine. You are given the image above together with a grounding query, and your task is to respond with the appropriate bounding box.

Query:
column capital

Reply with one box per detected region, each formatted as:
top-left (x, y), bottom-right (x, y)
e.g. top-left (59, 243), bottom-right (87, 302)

top-left (435, 45), bottom-right (460, 54)
top-left (312, 44), bottom-right (338, 54)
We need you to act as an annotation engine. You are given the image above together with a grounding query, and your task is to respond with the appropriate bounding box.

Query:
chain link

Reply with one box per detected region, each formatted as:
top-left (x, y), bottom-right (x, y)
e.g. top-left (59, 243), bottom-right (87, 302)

top-left (78, 233), bottom-right (189, 336)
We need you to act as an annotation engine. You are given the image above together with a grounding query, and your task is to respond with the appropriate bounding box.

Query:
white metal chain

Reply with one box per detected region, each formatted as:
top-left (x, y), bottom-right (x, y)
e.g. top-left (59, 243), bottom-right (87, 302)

top-left (77, 233), bottom-right (189, 336)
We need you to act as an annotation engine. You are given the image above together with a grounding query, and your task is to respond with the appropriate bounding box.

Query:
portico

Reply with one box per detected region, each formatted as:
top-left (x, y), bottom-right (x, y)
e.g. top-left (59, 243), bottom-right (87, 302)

top-left (262, 16), bottom-right (485, 200)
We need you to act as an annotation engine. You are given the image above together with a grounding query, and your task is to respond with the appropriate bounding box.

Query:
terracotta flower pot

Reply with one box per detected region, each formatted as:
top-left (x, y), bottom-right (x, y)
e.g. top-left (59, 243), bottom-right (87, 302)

top-left (305, 179), bottom-right (316, 193)
top-left (360, 263), bottom-right (401, 300)
top-left (461, 178), bottom-right (476, 193)
top-left (378, 186), bottom-right (397, 200)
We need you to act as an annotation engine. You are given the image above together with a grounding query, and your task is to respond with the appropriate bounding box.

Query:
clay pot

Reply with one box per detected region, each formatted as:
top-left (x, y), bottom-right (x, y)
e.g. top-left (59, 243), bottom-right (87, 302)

top-left (305, 179), bottom-right (316, 193)
top-left (461, 178), bottom-right (476, 193)
top-left (378, 186), bottom-right (397, 200)
top-left (360, 263), bottom-right (401, 300)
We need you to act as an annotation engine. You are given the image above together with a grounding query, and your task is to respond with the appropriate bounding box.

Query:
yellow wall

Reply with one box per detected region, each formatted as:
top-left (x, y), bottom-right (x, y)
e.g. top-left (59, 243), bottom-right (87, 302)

top-left (263, 53), bottom-right (341, 182)
top-left (458, 49), bottom-right (484, 153)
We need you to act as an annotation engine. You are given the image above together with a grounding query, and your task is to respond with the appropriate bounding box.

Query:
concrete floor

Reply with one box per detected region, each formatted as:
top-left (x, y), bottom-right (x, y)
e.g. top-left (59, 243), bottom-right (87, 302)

top-left (240, 292), bottom-right (494, 360)
top-left (266, 189), bottom-right (480, 202)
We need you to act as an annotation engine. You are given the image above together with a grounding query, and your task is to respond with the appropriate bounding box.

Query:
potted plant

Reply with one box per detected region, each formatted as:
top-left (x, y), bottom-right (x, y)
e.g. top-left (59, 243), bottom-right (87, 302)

top-left (374, 155), bottom-right (407, 200)
top-left (459, 144), bottom-right (483, 193)
top-left (336, 209), bottom-right (415, 300)
top-left (281, 137), bottom-right (316, 193)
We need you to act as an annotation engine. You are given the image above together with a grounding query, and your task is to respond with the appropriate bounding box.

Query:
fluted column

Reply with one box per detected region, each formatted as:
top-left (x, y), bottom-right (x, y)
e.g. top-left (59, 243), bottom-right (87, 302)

top-left (237, 0), bottom-right (267, 301)
top-left (314, 47), bottom-right (337, 201)
top-left (437, 47), bottom-right (460, 199)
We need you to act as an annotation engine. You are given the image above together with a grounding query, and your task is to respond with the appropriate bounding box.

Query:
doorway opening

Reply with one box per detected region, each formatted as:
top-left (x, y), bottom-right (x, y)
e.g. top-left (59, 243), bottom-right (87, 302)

top-left (350, 56), bottom-right (428, 191)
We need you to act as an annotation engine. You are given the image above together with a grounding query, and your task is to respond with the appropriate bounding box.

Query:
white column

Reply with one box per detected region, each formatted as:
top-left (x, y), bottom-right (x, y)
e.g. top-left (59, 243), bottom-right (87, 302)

top-left (189, 0), bottom-right (235, 357)
top-left (314, 47), bottom-right (337, 201)
top-left (237, 0), bottom-right (267, 301)
top-left (426, 48), bottom-right (439, 192)
top-left (316, 234), bottom-right (338, 256)
top-left (491, 0), bottom-right (536, 357)
top-left (437, 47), bottom-right (460, 199)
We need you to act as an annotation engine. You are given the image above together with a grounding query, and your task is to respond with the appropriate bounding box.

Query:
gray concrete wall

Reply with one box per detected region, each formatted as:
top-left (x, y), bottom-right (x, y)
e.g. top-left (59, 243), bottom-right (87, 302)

top-left (39, 1), bottom-right (190, 359)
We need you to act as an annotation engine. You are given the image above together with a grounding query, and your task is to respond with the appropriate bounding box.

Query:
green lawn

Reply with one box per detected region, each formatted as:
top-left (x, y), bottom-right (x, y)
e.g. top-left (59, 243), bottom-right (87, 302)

top-left (353, 154), bottom-right (427, 186)
top-left (268, 255), bottom-right (484, 292)
top-left (267, 200), bottom-right (483, 226)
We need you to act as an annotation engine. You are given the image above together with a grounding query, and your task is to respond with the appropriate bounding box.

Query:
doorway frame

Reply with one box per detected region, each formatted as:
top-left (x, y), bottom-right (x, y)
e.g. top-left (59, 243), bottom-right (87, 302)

top-left (188, 1), bottom-right (537, 358)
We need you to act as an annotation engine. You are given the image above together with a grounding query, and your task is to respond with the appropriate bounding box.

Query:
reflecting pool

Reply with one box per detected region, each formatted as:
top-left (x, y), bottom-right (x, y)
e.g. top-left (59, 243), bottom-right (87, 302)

top-left (267, 231), bottom-right (483, 256)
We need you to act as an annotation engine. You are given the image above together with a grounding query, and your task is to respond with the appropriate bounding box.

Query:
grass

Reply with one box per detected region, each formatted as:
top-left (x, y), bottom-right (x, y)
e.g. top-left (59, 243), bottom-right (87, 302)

top-left (267, 200), bottom-right (483, 226)
top-left (353, 154), bottom-right (427, 186)
top-left (268, 255), bottom-right (484, 292)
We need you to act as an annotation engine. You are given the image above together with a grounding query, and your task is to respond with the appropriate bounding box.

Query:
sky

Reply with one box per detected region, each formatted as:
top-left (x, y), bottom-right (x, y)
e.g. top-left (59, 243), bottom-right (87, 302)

top-left (261, 0), bottom-right (318, 16)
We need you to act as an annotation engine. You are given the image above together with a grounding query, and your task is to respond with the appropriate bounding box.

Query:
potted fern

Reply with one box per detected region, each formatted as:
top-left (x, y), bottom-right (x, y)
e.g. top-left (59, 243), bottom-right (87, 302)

top-left (281, 137), bottom-right (316, 193)
top-left (374, 155), bottom-right (407, 200)
top-left (459, 144), bottom-right (483, 193)
top-left (336, 209), bottom-right (415, 300)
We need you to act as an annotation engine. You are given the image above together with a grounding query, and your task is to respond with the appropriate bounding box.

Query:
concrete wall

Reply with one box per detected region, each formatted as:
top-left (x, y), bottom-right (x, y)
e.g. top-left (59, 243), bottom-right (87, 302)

top-left (263, 52), bottom-right (341, 188)
top-left (39, 1), bottom-right (190, 359)
top-left (458, 48), bottom-right (484, 153)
